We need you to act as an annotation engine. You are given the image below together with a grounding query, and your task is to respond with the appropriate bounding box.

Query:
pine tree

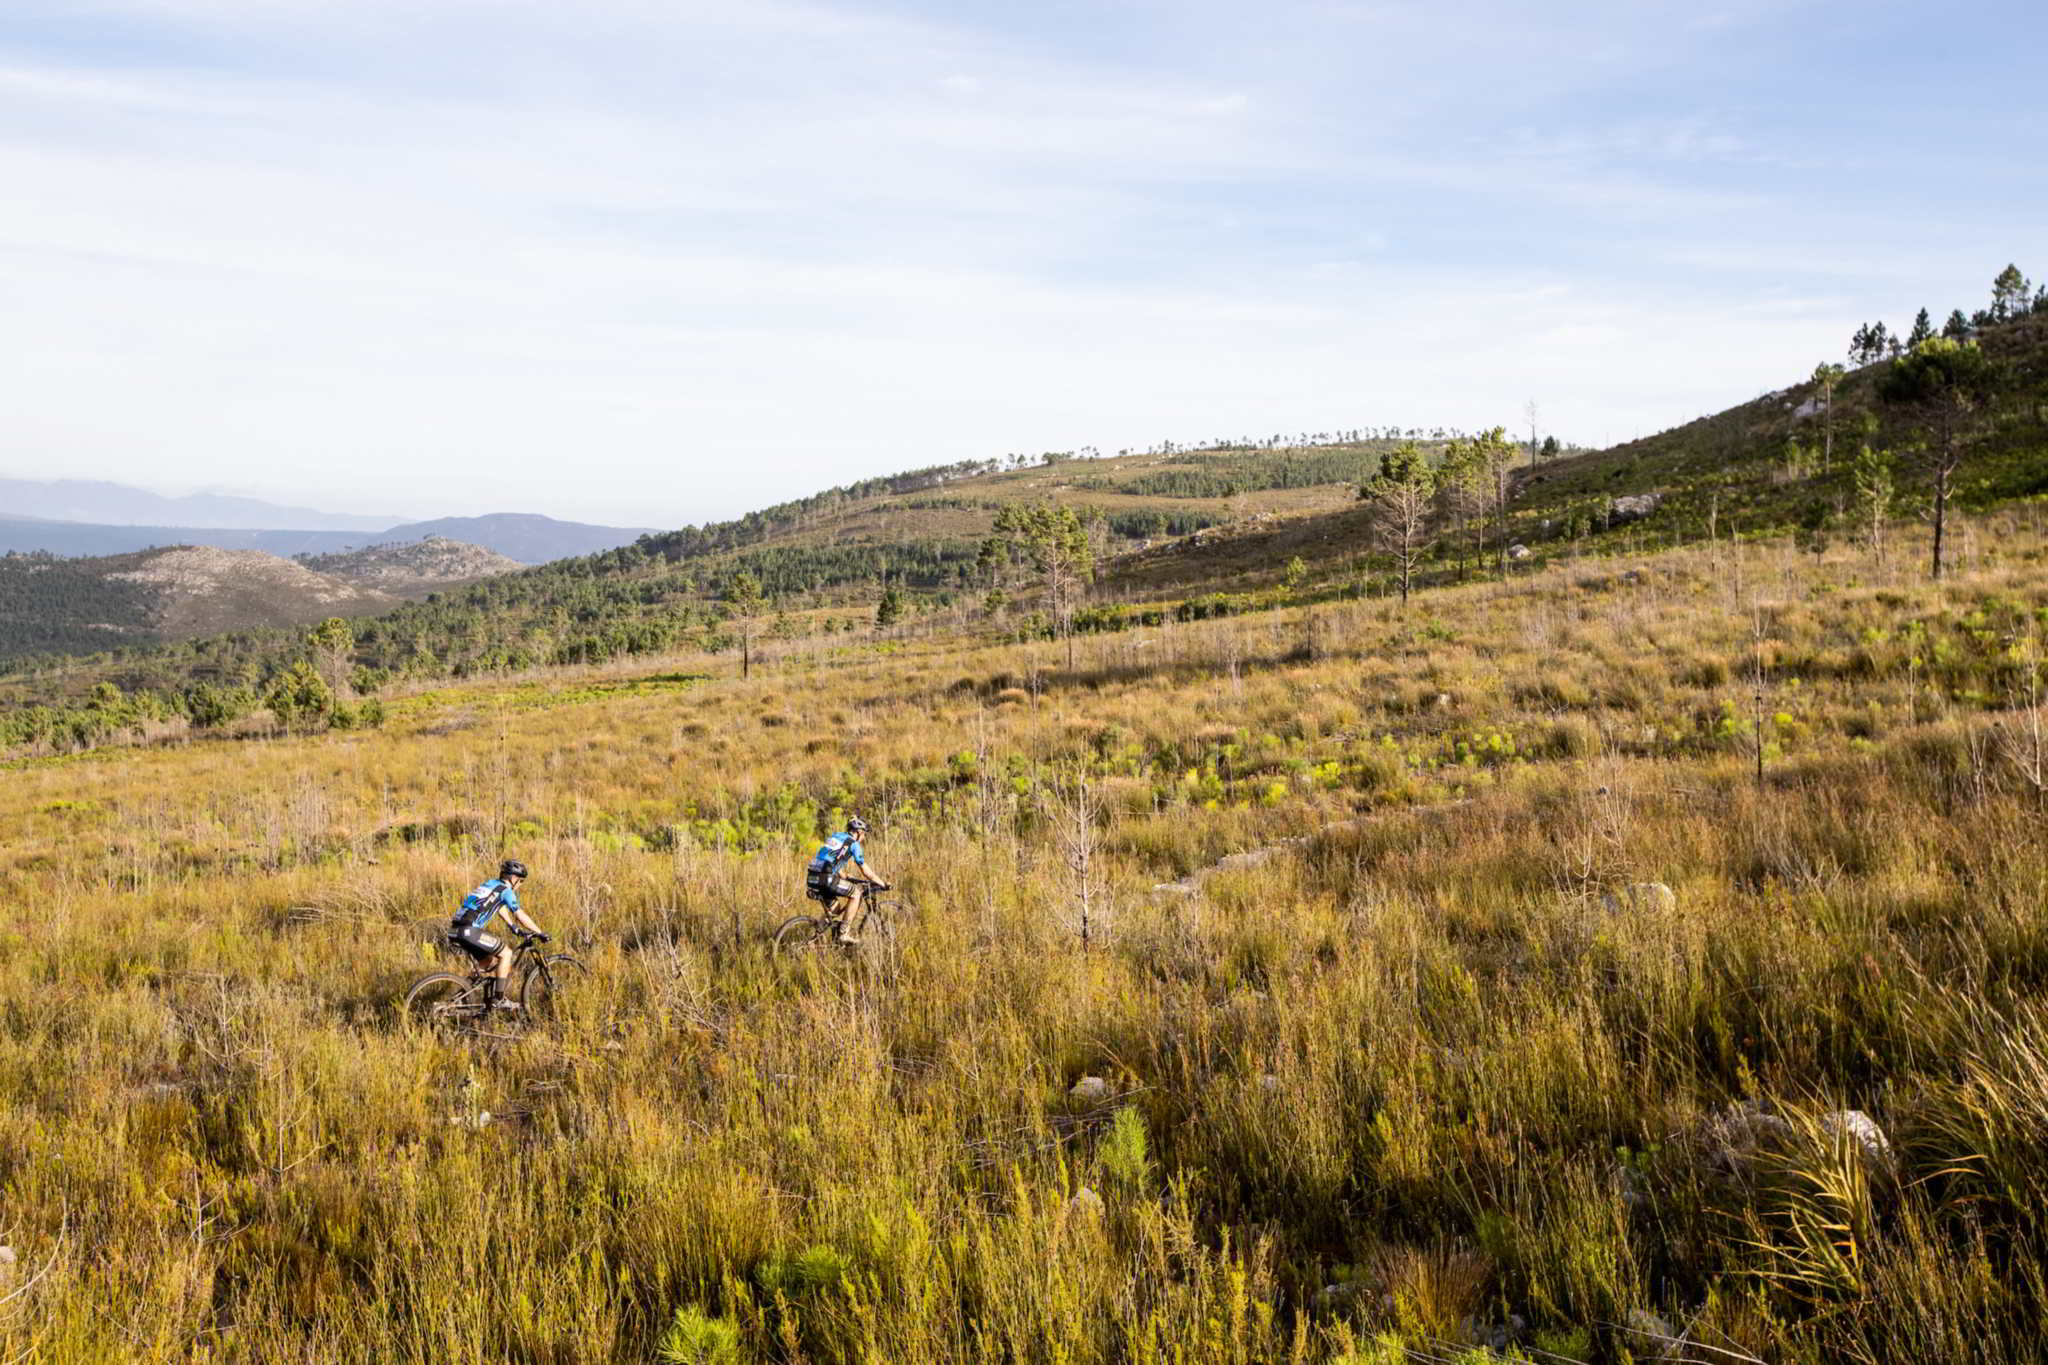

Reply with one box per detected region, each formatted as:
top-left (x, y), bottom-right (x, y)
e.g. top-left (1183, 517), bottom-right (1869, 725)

top-left (874, 584), bottom-right (903, 630)
top-left (1472, 426), bottom-right (1521, 575)
top-left (1943, 309), bottom-right (1972, 340)
top-left (1878, 337), bottom-right (1997, 580)
top-left (1811, 362), bottom-right (1846, 473)
top-left (1992, 264), bottom-right (2032, 322)
top-left (1852, 444), bottom-right (1895, 561)
top-left (264, 660), bottom-right (333, 730)
top-left (723, 570), bottom-right (765, 679)
top-left (306, 617), bottom-right (356, 696)
top-left (980, 502), bottom-right (1095, 666)
top-left (1907, 308), bottom-right (1934, 347)
top-left (1361, 442), bottom-right (1436, 605)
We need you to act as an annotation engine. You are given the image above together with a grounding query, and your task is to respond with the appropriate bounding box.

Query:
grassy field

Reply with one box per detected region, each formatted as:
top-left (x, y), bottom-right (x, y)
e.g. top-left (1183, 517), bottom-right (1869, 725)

top-left (3, 508), bottom-right (2047, 1362)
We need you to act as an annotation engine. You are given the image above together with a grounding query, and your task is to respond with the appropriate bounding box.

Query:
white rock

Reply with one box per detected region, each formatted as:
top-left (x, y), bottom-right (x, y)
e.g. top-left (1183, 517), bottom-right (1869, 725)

top-left (1824, 1110), bottom-right (1893, 1165)
top-left (1507, 543), bottom-right (1532, 560)
top-left (1609, 493), bottom-right (1663, 524)
top-left (1624, 1308), bottom-right (1676, 1345)
top-left (1214, 848), bottom-right (1276, 872)
top-left (1065, 1186), bottom-right (1105, 1220)
top-left (1069, 1076), bottom-right (1112, 1104)
top-left (1602, 882), bottom-right (1677, 913)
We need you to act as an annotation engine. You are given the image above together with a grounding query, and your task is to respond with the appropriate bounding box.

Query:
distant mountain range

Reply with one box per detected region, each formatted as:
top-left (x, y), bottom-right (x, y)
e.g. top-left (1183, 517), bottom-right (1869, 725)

top-left (0, 477), bottom-right (402, 531)
top-left (0, 509), bottom-right (657, 564)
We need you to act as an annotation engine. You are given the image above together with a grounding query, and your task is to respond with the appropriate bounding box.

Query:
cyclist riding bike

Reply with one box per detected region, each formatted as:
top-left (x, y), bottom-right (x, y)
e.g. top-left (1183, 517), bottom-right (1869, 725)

top-left (448, 859), bottom-right (549, 1010)
top-left (805, 817), bottom-right (890, 945)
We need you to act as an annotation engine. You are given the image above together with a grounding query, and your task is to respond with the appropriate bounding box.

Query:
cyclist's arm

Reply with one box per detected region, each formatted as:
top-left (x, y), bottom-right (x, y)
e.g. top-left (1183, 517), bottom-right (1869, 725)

top-left (507, 905), bottom-right (543, 936)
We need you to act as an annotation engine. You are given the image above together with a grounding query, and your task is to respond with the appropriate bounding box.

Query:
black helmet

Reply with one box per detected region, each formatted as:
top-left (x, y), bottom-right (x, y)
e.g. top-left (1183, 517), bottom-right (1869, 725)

top-left (846, 817), bottom-right (869, 834)
top-left (500, 859), bottom-right (529, 880)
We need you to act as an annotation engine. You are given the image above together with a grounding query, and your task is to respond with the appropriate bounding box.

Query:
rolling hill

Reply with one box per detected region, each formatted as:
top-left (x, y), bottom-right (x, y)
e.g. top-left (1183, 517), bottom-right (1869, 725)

top-left (301, 537), bottom-right (525, 596)
top-left (374, 512), bottom-right (662, 563)
top-left (3, 294), bottom-right (2042, 752)
top-left (0, 538), bottom-right (523, 660)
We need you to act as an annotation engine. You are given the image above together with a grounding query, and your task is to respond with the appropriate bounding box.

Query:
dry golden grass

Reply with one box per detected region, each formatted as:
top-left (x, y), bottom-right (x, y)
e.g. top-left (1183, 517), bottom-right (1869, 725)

top-left (2, 514), bottom-right (2047, 1361)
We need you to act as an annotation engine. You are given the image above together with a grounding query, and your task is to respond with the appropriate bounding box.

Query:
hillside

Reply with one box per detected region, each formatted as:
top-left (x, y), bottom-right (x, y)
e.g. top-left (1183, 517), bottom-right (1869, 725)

top-left (0, 546), bottom-right (396, 657)
top-left (378, 512), bottom-right (660, 563)
top-left (0, 436), bottom-right (1433, 705)
top-left (3, 292), bottom-right (2042, 752)
top-left (301, 536), bottom-right (524, 596)
top-left (104, 546), bottom-right (396, 637)
top-left (6, 506), bottom-right (2048, 1360)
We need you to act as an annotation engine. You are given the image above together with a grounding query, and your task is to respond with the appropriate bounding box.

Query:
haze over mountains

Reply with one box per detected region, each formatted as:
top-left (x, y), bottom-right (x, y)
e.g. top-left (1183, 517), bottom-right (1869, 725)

top-left (0, 477), bottom-right (656, 564)
top-left (0, 478), bottom-right (403, 531)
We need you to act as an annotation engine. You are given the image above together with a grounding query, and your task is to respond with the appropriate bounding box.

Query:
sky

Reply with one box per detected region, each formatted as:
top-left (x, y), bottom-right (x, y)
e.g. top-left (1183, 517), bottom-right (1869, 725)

top-left (2, 0), bottom-right (2042, 529)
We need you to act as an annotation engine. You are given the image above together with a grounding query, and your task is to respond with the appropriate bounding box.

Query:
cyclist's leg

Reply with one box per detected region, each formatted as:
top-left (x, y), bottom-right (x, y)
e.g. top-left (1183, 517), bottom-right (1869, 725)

top-left (837, 884), bottom-right (868, 942)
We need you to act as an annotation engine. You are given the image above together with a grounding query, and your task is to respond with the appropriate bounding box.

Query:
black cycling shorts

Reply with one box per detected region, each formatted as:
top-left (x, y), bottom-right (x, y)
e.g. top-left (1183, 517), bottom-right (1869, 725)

top-left (449, 923), bottom-right (504, 961)
top-left (806, 875), bottom-right (856, 904)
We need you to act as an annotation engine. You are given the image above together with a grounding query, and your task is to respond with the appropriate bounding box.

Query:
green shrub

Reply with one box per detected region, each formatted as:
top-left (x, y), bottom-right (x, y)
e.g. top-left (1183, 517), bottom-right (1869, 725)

top-left (656, 1306), bottom-right (741, 1365)
top-left (1100, 1105), bottom-right (1153, 1190)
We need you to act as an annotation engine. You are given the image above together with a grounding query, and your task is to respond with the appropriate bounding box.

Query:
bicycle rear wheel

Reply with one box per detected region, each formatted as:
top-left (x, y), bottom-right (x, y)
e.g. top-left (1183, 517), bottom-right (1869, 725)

top-left (519, 954), bottom-right (587, 1022)
top-left (773, 915), bottom-right (829, 959)
top-left (404, 972), bottom-right (485, 1029)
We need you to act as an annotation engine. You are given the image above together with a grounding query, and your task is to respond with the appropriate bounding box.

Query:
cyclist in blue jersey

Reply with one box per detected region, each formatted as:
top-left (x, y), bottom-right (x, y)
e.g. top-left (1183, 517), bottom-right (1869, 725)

top-left (805, 817), bottom-right (890, 944)
top-left (448, 859), bottom-right (548, 1009)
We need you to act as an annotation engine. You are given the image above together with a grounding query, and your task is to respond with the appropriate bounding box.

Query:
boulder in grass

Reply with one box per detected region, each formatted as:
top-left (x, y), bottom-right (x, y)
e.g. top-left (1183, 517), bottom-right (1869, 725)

top-left (1065, 1186), bottom-right (1105, 1221)
top-left (1623, 1309), bottom-right (1682, 1360)
top-left (1702, 1101), bottom-right (1796, 1182)
top-left (1823, 1110), bottom-right (1893, 1166)
top-left (1609, 493), bottom-right (1662, 524)
top-left (0, 1245), bottom-right (14, 1284)
top-left (1507, 543), bottom-right (1532, 561)
top-left (1602, 882), bottom-right (1676, 914)
top-left (1069, 1076), bottom-right (1111, 1104)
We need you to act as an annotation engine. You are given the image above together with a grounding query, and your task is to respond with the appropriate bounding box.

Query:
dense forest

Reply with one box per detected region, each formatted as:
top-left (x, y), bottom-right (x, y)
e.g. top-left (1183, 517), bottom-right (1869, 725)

top-left (0, 552), bottom-right (163, 656)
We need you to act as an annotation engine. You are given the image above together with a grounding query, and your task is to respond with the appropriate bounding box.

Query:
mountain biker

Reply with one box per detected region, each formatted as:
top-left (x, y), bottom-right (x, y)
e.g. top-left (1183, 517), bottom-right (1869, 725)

top-left (806, 817), bottom-right (890, 944)
top-left (448, 859), bottom-right (548, 1009)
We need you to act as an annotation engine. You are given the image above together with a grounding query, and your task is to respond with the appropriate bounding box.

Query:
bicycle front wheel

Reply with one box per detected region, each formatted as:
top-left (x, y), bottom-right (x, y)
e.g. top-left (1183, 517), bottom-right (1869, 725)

top-left (404, 972), bottom-right (484, 1029)
top-left (520, 954), bottom-right (588, 1022)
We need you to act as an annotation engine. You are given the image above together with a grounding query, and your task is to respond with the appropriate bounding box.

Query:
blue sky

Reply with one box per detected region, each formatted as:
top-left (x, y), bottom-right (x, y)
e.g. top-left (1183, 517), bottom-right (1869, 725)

top-left (2, 0), bottom-right (2041, 527)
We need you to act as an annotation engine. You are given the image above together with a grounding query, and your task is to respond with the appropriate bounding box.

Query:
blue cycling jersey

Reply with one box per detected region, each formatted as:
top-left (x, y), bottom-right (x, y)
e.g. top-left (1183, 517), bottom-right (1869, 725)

top-left (455, 878), bottom-right (521, 930)
top-left (807, 832), bottom-right (865, 878)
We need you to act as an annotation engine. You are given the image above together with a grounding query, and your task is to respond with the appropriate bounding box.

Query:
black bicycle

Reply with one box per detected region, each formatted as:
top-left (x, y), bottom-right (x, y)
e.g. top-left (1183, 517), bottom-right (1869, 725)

top-left (403, 933), bottom-right (588, 1028)
top-left (772, 886), bottom-right (904, 961)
